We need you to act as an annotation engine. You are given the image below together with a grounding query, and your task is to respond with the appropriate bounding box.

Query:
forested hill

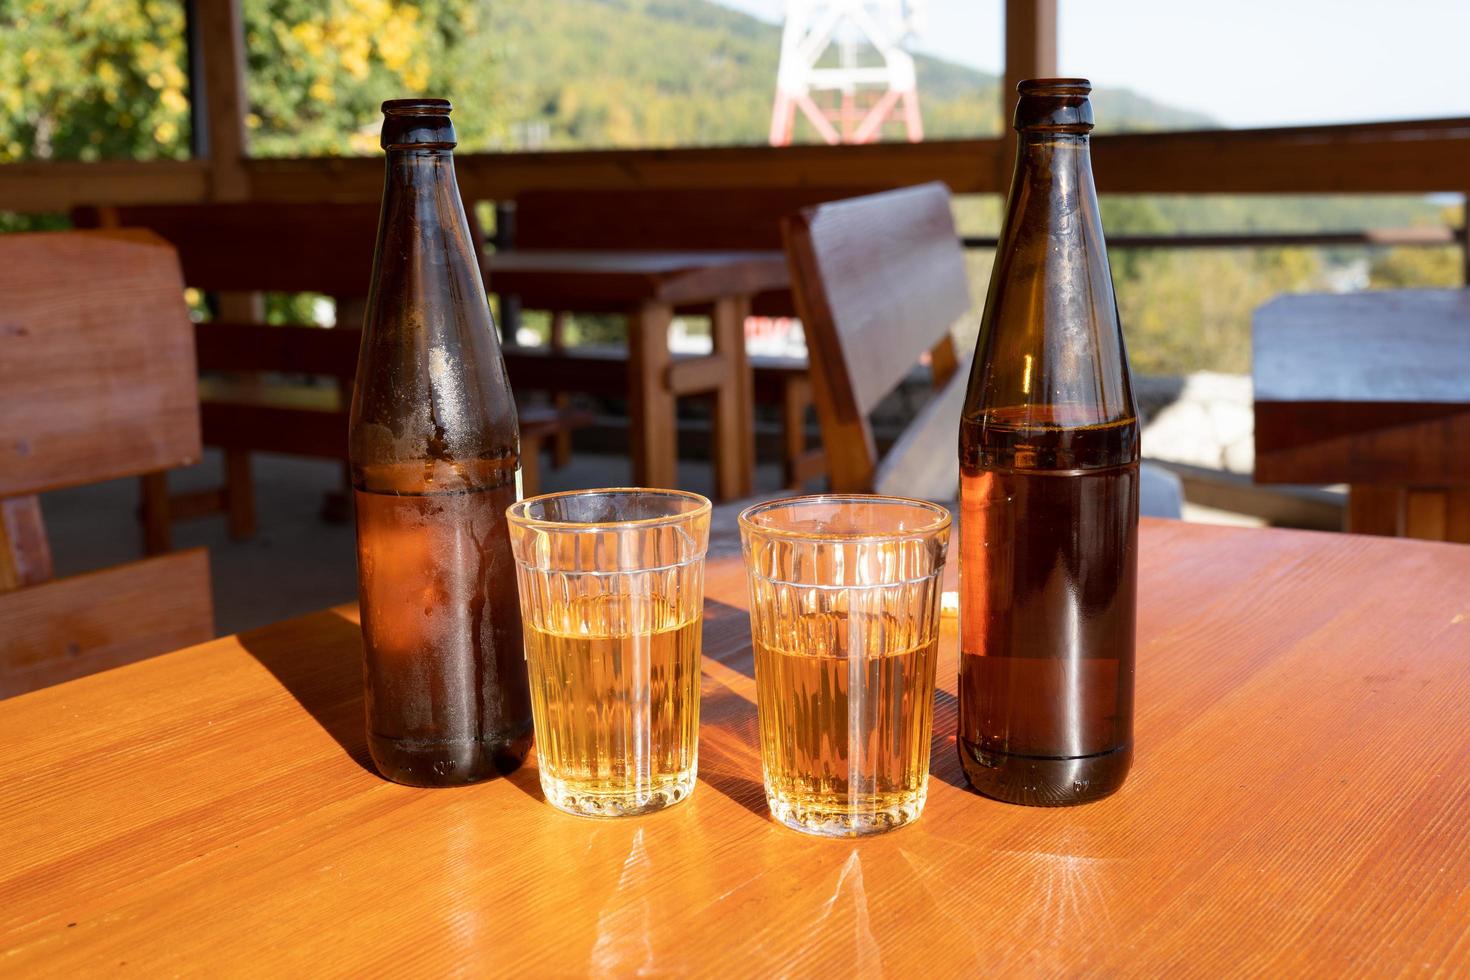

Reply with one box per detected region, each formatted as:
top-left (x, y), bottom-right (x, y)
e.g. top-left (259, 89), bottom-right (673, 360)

top-left (480, 0), bottom-right (1215, 150)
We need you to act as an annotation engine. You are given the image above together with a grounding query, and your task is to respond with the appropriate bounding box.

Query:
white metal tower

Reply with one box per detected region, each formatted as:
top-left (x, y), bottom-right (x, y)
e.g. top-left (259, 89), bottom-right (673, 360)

top-left (769, 0), bottom-right (925, 146)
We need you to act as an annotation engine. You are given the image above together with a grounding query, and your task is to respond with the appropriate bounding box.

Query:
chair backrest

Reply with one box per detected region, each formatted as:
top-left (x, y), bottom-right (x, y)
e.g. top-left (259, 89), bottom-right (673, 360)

top-left (73, 200), bottom-right (492, 326)
top-left (72, 202), bottom-right (383, 297)
top-left (513, 188), bottom-right (873, 251)
top-left (781, 182), bottom-right (973, 496)
top-left (0, 229), bottom-right (213, 697)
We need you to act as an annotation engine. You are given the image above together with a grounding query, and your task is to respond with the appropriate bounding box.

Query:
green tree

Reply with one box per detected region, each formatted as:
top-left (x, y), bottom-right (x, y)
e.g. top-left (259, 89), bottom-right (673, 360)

top-left (0, 0), bottom-right (190, 162)
top-left (242, 0), bottom-right (511, 156)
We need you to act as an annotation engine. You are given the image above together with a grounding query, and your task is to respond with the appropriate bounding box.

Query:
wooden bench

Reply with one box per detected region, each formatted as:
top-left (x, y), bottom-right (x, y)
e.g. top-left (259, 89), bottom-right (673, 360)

top-left (72, 202), bottom-right (590, 548)
top-left (0, 230), bottom-right (214, 698)
top-left (190, 322), bottom-right (592, 501)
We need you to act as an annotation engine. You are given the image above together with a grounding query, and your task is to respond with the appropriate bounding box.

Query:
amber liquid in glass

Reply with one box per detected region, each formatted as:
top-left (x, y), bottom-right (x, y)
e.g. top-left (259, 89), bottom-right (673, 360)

top-left (523, 595), bottom-right (702, 816)
top-left (958, 408), bottom-right (1137, 804)
top-left (755, 612), bottom-right (938, 833)
top-left (354, 470), bottom-right (531, 787)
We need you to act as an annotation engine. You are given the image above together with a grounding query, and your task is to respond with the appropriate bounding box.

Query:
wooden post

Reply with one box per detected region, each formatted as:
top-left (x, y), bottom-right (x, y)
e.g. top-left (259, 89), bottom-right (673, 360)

top-left (1000, 0), bottom-right (1059, 187)
top-left (0, 497), bottom-right (53, 592)
top-left (626, 302), bottom-right (677, 490)
top-left (192, 0), bottom-right (260, 320)
top-left (1460, 209), bottom-right (1470, 285)
top-left (191, 0), bottom-right (250, 201)
top-left (710, 295), bottom-right (755, 501)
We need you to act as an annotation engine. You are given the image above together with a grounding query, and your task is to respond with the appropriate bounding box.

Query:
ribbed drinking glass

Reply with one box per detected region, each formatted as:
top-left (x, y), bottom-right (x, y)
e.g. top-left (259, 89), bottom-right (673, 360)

top-left (507, 488), bottom-right (710, 818)
top-left (739, 495), bottom-right (950, 837)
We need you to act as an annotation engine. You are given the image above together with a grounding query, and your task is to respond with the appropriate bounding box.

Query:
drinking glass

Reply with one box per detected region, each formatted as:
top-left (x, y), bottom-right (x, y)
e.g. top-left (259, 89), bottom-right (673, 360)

top-left (740, 495), bottom-right (951, 836)
top-left (507, 488), bottom-right (710, 817)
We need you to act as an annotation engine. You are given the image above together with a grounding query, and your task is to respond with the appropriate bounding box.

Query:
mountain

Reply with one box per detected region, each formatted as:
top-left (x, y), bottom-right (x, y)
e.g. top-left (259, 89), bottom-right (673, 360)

top-left (478, 0), bottom-right (1217, 150)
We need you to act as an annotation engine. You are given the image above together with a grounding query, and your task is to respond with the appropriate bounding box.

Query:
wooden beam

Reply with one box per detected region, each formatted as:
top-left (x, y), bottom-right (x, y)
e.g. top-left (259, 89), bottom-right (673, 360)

top-left (246, 138), bottom-right (1012, 202)
top-left (2, 118), bottom-right (1470, 214)
top-left (1091, 123), bottom-right (1470, 194)
top-left (0, 161), bottom-right (209, 213)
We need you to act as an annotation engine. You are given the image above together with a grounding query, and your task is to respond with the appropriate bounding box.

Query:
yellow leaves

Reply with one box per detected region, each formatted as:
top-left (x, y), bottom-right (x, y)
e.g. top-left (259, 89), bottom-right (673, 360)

top-left (160, 88), bottom-right (188, 114)
top-left (291, 20), bottom-right (326, 56)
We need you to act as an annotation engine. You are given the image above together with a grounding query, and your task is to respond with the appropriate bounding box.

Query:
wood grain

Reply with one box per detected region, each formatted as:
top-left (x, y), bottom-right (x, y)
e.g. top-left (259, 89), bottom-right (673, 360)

top-left (1, 521), bottom-right (1467, 973)
top-left (0, 549), bottom-right (213, 699)
top-left (0, 230), bottom-right (202, 498)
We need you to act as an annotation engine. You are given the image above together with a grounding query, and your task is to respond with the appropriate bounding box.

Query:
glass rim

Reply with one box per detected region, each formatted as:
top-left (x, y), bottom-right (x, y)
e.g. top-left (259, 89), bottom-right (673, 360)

top-left (506, 486), bottom-right (711, 531)
top-left (738, 493), bottom-right (951, 542)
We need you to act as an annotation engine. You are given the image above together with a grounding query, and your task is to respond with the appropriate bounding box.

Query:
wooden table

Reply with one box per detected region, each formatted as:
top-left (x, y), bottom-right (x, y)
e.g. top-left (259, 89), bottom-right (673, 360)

top-left (5, 520), bottom-right (1470, 974)
top-left (1254, 289), bottom-right (1470, 541)
top-left (489, 249), bottom-right (791, 500)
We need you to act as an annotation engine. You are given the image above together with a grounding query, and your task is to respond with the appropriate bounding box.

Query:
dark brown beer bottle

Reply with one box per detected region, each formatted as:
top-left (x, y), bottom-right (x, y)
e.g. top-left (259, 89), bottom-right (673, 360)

top-left (957, 79), bottom-right (1139, 805)
top-left (349, 98), bottom-right (532, 787)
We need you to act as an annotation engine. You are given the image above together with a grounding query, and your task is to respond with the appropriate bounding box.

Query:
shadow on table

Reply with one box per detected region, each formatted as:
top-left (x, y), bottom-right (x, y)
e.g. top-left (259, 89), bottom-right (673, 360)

top-left (928, 687), bottom-right (969, 791)
top-left (236, 609), bottom-right (375, 777)
top-left (703, 598), bottom-right (755, 680)
top-left (698, 676), bottom-right (769, 821)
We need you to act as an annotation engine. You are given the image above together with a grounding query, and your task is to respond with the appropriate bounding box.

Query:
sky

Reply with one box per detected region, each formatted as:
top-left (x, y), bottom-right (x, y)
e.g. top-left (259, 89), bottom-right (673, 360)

top-left (712, 0), bottom-right (1470, 127)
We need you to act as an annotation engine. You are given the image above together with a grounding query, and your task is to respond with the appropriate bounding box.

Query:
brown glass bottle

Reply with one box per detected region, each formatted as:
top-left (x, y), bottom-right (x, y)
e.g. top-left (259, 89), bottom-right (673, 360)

top-left (349, 99), bottom-right (533, 787)
top-left (957, 79), bottom-right (1140, 806)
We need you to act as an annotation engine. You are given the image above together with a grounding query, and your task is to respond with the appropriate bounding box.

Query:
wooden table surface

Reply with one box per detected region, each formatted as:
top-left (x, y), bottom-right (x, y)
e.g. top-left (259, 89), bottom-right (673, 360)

top-left (4, 520), bottom-right (1470, 975)
top-left (1254, 289), bottom-right (1470, 541)
top-left (487, 249), bottom-right (789, 308)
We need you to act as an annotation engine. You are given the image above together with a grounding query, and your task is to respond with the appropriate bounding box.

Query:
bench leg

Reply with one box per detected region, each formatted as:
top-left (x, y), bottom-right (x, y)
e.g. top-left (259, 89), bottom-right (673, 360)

top-left (627, 301), bottom-right (677, 490)
top-left (782, 376), bottom-right (811, 490)
top-left (141, 473), bottom-right (173, 555)
top-left (1, 496), bottom-right (53, 590)
top-left (320, 461), bottom-right (353, 525)
top-left (548, 311), bottom-right (574, 469)
top-left (224, 450), bottom-right (256, 541)
top-left (521, 435), bottom-right (543, 499)
top-left (710, 295), bottom-right (754, 501)
top-left (551, 397), bottom-right (575, 470)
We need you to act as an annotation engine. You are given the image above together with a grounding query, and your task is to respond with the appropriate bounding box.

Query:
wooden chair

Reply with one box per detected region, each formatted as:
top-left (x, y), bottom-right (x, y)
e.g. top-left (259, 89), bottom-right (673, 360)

top-left (783, 183), bottom-right (1185, 517)
top-left (781, 182), bottom-right (972, 497)
top-left (72, 202), bottom-right (589, 549)
top-left (0, 230), bottom-right (214, 698)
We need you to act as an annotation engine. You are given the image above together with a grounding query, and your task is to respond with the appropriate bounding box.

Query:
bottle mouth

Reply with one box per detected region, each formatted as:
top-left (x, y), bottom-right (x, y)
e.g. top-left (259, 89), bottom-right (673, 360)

top-left (1017, 78), bottom-right (1092, 98)
top-left (1014, 77), bottom-right (1093, 133)
top-left (380, 98), bottom-right (456, 150)
top-left (382, 98), bottom-right (452, 117)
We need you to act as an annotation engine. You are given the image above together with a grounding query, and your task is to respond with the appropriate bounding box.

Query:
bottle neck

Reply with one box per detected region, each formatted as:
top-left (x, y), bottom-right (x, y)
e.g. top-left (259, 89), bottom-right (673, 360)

top-left (962, 122), bottom-right (1136, 451)
top-left (375, 146), bottom-right (476, 284)
top-left (383, 147), bottom-right (460, 199)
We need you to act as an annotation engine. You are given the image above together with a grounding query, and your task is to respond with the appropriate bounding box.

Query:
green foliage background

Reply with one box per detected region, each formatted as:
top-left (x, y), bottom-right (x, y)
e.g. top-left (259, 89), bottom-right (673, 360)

top-left (0, 0), bottom-right (1461, 373)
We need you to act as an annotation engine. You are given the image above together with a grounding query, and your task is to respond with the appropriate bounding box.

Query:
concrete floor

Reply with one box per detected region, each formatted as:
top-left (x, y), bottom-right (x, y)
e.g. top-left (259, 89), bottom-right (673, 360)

top-left (41, 450), bottom-right (785, 638)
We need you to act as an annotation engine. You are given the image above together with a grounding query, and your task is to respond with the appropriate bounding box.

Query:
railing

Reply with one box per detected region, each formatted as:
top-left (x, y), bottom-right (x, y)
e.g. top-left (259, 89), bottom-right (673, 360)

top-left (960, 226), bottom-right (1470, 285)
top-left (5, 117), bottom-right (1466, 281)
